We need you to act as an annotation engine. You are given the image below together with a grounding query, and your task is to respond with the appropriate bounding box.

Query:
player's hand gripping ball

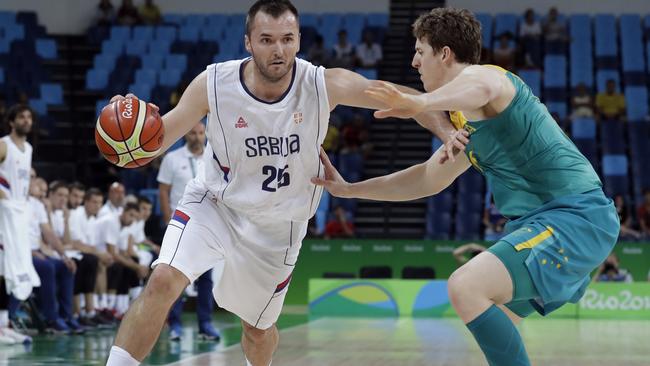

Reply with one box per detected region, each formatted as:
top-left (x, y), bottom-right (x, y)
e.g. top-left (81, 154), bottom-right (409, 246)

top-left (95, 96), bottom-right (164, 168)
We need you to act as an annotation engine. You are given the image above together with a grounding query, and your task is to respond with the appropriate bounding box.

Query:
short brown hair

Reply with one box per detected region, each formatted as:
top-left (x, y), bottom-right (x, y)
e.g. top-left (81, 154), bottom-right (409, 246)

top-left (412, 8), bottom-right (482, 64)
top-left (246, 0), bottom-right (299, 35)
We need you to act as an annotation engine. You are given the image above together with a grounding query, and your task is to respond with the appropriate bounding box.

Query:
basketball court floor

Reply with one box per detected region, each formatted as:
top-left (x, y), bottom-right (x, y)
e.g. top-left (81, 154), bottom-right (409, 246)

top-left (2, 312), bottom-right (649, 365)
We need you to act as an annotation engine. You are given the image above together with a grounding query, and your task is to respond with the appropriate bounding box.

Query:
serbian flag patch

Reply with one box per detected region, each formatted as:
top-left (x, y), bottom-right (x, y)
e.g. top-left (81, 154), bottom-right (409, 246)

top-left (172, 209), bottom-right (190, 226)
top-left (275, 273), bottom-right (292, 294)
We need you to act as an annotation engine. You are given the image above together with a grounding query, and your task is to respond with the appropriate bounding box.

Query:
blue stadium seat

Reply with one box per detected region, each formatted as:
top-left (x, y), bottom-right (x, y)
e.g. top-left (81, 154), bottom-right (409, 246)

top-left (544, 55), bottom-right (567, 88)
top-left (206, 14), bottom-right (228, 29)
top-left (574, 139), bottom-right (598, 169)
top-left (125, 39), bottom-right (148, 56)
top-left (95, 99), bottom-right (109, 117)
top-left (132, 26), bottom-right (154, 41)
top-left (158, 68), bottom-right (182, 87)
top-left (518, 70), bottom-right (541, 96)
top-left (620, 15), bottom-right (645, 73)
top-left (200, 25), bottom-right (223, 42)
top-left (162, 13), bottom-right (183, 26)
top-left (344, 13), bottom-right (365, 29)
top-left (86, 68), bottom-right (109, 90)
top-left (366, 13), bottom-right (389, 27)
top-left (600, 120), bottom-right (627, 154)
top-left (571, 118), bottom-right (596, 139)
top-left (148, 39), bottom-right (171, 55)
top-left (110, 26), bottom-right (130, 41)
top-left (94, 53), bottom-right (118, 71)
top-left (594, 14), bottom-right (617, 57)
top-left (602, 154), bottom-right (628, 176)
top-left (321, 13), bottom-right (343, 33)
top-left (3, 24), bottom-right (25, 42)
top-left (101, 39), bottom-right (124, 55)
top-left (184, 14), bottom-right (207, 27)
top-left (213, 52), bottom-right (238, 63)
top-left (28, 98), bottom-right (46, 116)
top-left (546, 102), bottom-right (567, 119)
top-left (625, 87), bottom-right (649, 121)
top-left (454, 212), bottom-right (482, 241)
top-left (570, 41), bottom-right (593, 88)
top-left (0, 11), bottom-right (15, 26)
top-left (35, 38), bottom-right (57, 59)
top-left (0, 39), bottom-right (9, 54)
top-left (475, 13), bottom-right (493, 48)
top-left (165, 54), bottom-right (188, 71)
top-left (569, 14), bottom-right (591, 41)
top-left (494, 13), bottom-right (517, 37)
top-left (596, 70), bottom-right (620, 93)
top-left (0, 67), bottom-right (4, 84)
top-left (426, 211), bottom-right (451, 240)
top-left (141, 53), bottom-right (164, 70)
top-left (300, 13), bottom-right (319, 28)
top-left (135, 69), bottom-right (157, 85)
top-left (456, 193), bottom-right (484, 214)
top-left (128, 83), bottom-right (152, 101)
top-left (155, 26), bottom-right (177, 42)
top-left (179, 25), bottom-right (200, 42)
top-left (40, 83), bottom-right (63, 105)
top-left (338, 151), bottom-right (363, 182)
top-left (228, 14), bottom-right (246, 27)
top-left (356, 68), bottom-right (377, 80)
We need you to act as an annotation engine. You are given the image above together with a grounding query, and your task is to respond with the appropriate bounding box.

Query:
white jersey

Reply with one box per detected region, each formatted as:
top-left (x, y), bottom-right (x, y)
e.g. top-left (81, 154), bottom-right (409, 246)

top-left (0, 136), bottom-right (32, 202)
top-left (157, 145), bottom-right (202, 212)
top-left (200, 57), bottom-right (329, 222)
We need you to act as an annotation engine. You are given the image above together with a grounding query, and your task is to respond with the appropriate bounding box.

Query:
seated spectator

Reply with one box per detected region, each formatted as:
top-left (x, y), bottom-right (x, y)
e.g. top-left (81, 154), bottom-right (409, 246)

top-left (637, 189), bottom-right (650, 238)
top-left (307, 35), bottom-right (329, 67)
top-left (453, 243), bottom-right (486, 266)
top-left (519, 9), bottom-right (542, 67)
top-left (32, 180), bottom-right (81, 334)
top-left (355, 31), bottom-right (383, 68)
top-left (570, 83), bottom-right (595, 119)
top-left (483, 195), bottom-right (507, 241)
top-left (68, 182), bottom-right (86, 211)
top-left (594, 253), bottom-right (633, 282)
top-left (325, 205), bottom-right (355, 239)
top-left (139, 0), bottom-right (161, 25)
top-left (116, 0), bottom-right (141, 26)
top-left (95, 0), bottom-right (115, 27)
top-left (492, 32), bottom-right (515, 71)
top-left (99, 182), bottom-right (125, 217)
top-left (614, 194), bottom-right (642, 240)
top-left (543, 7), bottom-right (567, 43)
top-left (331, 29), bottom-right (355, 70)
top-left (596, 79), bottom-right (626, 121)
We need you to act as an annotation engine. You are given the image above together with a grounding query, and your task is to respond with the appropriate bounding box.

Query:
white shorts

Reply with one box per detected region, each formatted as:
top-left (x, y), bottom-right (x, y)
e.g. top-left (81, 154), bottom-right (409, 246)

top-left (152, 182), bottom-right (306, 330)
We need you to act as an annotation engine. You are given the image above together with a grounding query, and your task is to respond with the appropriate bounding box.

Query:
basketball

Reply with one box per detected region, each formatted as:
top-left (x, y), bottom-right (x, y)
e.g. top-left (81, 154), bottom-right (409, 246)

top-left (94, 96), bottom-right (164, 168)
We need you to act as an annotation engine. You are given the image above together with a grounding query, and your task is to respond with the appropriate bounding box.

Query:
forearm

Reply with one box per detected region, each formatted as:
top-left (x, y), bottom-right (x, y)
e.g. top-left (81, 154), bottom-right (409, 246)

top-left (347, 163), bottom-right (433, 201)
top-left (159, 193), bottom-right (171, 222)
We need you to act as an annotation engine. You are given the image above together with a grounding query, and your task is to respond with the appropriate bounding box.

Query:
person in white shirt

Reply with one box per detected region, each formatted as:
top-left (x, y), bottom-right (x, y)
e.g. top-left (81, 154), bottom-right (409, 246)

top-left (68, 182), bottom-right (86, 211)
top-left (69, 188), bottom-right (112, 327)
top-left (157, 122), bottom-right (220, 341)
top-left (332, 29), bottom-right (355, 69)
top-left (355, 31), bottom-right (383, 68)
top-left (103, 203), bottom-right (148, 318)
top-left (0, 104), bottom-right (39, 345)
top-left (31, 180), bottom-right (82, 334)
top-left (519, 8), bottom-right (542, 67)
top-left (98, 182), bottom-right (125, 218)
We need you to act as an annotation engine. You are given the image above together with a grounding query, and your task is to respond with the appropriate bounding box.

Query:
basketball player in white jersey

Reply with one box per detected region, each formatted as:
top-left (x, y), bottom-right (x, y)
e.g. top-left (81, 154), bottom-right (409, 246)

top-left (0, 104), bottom-right (39, 344)
top-left (106, 1), bottom-right (456, 365)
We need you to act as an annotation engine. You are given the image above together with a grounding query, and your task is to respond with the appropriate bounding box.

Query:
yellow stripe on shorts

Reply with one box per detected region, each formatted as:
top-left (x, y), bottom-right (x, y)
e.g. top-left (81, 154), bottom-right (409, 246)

top-left (514, 226), bottom-right (555, 251)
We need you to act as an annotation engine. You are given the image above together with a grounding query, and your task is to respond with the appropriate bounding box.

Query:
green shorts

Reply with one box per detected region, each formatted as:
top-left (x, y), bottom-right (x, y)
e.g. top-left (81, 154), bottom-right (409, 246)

top-left (488, 241), bottom-right (539, 318)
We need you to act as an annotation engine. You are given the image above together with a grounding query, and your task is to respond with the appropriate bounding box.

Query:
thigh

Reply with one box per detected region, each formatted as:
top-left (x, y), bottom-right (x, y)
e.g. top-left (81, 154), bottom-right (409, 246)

top-left (152, 188), bottom-right (226, 283)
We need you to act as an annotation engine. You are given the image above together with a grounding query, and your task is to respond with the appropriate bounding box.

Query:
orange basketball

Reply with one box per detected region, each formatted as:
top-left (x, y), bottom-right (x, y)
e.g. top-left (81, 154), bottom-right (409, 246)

top-left (95, 96), bottom-right (164, 168)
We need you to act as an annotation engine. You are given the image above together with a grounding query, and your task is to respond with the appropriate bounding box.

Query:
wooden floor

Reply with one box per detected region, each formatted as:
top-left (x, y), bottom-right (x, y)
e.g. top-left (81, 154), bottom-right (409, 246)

top-left (162, 317), bottom-right (650, 366)
top-left (1, 316), bottom-right (649, 365)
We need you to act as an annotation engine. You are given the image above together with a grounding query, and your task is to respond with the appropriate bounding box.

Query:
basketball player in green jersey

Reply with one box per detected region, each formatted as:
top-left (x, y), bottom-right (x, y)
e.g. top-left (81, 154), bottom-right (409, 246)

top-left (313, 8), bottom-right (620, 366)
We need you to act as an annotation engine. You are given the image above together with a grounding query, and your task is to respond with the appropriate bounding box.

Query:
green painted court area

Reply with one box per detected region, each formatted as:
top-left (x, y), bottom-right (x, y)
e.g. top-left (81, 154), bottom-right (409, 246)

top-left (2, 311), bottom-right (649, 365)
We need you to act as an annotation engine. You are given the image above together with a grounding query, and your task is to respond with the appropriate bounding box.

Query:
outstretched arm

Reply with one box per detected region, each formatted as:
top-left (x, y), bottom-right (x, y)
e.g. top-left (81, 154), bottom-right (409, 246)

top-left (312, 145), bottom-right (471, 201)
top-left (110, 71), bottom-right (209, 157)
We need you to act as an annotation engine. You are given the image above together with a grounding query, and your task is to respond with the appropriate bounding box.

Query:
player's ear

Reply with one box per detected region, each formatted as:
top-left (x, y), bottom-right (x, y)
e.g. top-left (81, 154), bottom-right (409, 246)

top-left (244, 34), bottom-right (252, 54)
top-left (441, 46), bottom-right (452, 62)
top-left (296, 32), bottom-right (301, 54)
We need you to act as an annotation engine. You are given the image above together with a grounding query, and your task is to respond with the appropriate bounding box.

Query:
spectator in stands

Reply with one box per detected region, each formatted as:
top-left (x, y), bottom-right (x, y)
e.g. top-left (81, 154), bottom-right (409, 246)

top-left (355, 30), bottom-right (383, 69)
top-left (69, 188), bottom-right (111, 327)
top-left (519, 9), bottom-right (542, 68)
top-left (99, 182), bottom-right (125, 217)
top-left (636, 189), bottom-right (650, 238)
top-left (116, 0), bottom-right (141, 26)
top-left (614, 194), bottom-right (642, 240)
top-left (324, 205), bottom-right (355, 239)
top-left (68, 182), bottom-right (85, 210)
top-left (331, 29), bottom-right (355, 69)
top-left (95, 0), bottom-right (116, 26)
top-left (596, 79), bottom-right (626, 121)
top-left (594, 253), bottom-right (633, 282)
top-left (492, 32), bottom-right (515, 71)
top-left (139, 0), bottom-right (161, 25)
top-left (307, 35), bottom-right (329, 67)
top-left (453, 243), bottom-right (486, 266)
top-left (543, 7), bottom-right (567, 43)
top-left (0, 95), bottom-right (6, 132)
top-left (483, 195), bottom-right (507, 241)
top-left (33, 180), bottom-right (81, 334)
top-left (570, 83), bottom-right (595, 119)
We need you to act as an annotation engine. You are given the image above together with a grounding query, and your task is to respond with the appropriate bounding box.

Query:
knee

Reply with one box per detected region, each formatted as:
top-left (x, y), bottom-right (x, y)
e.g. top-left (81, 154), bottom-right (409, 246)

top-left (242, 321), bottom-right (273, 345)
top-left (143, 266), bottom-right (188, 303)
top-left (447, 266), bottom-right (477, 308)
